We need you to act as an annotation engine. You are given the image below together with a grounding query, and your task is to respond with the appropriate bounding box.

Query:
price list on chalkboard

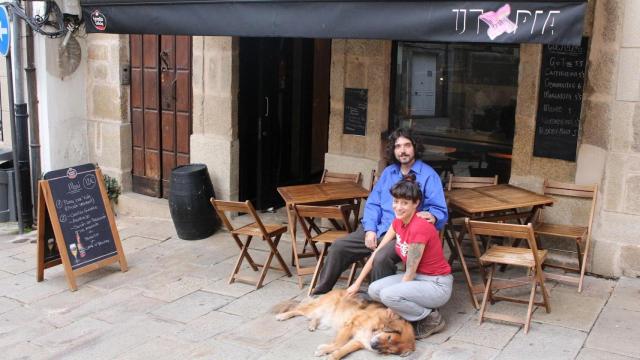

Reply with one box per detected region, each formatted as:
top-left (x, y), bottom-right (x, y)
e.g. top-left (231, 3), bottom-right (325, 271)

top-left (44, 164), bottom-right (117, 270)
top-left (344, 88), bottom-right (368, 136)
top-left (533, 38), bottom-right (588, 161)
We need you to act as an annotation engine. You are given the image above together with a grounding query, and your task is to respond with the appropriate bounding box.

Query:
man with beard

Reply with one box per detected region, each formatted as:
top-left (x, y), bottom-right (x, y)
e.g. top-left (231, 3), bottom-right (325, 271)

top-left (311, 128), bottom-right (448, 295)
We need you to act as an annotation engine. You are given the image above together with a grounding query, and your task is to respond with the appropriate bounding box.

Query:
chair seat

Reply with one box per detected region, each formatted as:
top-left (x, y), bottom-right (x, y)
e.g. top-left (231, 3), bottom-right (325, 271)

top-left (480, 246), bottom-right (548, 267)
top-left (534, 222), bottom-right (587, 239)
top-left (233, 222), bottom-right (288, 237)
top-left (312, 230), bottom-right (350, 244)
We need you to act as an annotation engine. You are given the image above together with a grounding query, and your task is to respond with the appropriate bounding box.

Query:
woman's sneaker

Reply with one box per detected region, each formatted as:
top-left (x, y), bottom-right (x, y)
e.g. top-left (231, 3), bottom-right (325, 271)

top-left (412, 309), bottom-right (446, 339)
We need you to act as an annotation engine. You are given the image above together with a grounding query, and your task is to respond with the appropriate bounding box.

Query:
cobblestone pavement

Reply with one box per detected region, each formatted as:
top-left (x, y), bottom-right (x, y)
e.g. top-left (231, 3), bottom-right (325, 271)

top-left (0, 213), bottom-right (639, 360)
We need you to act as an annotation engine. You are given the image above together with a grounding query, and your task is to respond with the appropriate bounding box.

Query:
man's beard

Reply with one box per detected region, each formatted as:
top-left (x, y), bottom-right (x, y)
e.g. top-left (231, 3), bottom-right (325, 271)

top-left (397, 153), bottom-right (414, 164)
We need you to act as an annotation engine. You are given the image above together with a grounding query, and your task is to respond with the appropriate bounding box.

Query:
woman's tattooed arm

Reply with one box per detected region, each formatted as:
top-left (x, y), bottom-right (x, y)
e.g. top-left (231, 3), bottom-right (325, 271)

top-left (402, 243), bottom-right (425, 282)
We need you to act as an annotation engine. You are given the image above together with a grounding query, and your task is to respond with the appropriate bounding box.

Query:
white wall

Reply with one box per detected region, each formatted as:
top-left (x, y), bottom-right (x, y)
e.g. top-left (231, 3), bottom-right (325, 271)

top-left (35, 34), bottom-right (89, 172)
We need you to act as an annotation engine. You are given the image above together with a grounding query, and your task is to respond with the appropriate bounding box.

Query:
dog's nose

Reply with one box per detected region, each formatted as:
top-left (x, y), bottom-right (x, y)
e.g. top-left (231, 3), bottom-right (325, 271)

top-left (371, 339), bottom-right (380, 350)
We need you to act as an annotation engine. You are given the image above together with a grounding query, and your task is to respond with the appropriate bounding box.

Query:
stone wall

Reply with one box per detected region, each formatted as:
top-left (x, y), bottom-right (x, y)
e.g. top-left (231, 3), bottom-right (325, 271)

top-left (325, 39), bottom-right (392, 190)
top-left (85, 34), bottom-right (131, 189)
top-left (191, 36), bottom-right (239, 201)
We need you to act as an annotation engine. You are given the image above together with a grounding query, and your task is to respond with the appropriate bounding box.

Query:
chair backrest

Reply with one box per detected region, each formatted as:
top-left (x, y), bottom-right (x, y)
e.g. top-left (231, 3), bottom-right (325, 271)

top-left (465, 219), bottom-right (541, 264)
top-left (542, 179), bottom-right (598, 234)
top-left (447, 174), bottom-right (498, 191)
top-left (321, 169), bottom-right (362, 184)
top-left (210, 198), bottom-right (268, 236)
top-left (369, 169), bottom-right (379, 192)
top-left (293, 204), bottom-right (352, 240)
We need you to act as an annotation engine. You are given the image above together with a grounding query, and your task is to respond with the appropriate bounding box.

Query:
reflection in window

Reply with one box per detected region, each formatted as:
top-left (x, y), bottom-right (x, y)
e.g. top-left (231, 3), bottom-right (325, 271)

top-left (393, 42), bottom-right (519, 147)
top-left (391, 42), bottom-right (519, 182)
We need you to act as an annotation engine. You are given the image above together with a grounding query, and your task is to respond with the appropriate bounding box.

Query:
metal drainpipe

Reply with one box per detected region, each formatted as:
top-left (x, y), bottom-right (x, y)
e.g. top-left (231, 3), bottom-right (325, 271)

top-left (25, 2), bottom-right (40, 226)
top-left (10, 0), bottom-right (33, 232)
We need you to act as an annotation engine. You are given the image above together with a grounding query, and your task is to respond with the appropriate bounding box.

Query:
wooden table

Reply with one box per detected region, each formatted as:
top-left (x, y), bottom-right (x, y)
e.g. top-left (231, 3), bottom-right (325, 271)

top-left (278, 182), bottom-right (370, 288)
top-left (447, 184), bottom-right (554, 309)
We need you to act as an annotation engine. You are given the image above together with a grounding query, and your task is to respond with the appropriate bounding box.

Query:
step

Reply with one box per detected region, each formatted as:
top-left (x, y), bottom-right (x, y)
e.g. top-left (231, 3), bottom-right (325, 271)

top-left (116, 192), bottom-right (171, 219)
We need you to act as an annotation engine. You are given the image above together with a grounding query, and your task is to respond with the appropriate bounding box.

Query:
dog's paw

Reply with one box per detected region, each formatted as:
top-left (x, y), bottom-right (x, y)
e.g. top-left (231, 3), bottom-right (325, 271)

top-left (314, 344), bottom-right (331, 356)
top-left (275, 313), bottom-right (287, 321)
top-left (308, 325), bottom-right (317, 332)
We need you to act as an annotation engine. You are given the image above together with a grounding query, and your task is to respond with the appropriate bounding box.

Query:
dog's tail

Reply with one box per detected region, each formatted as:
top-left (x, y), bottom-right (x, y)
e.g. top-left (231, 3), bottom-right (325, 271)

top-left (270, 299), bottom-right (300, 314)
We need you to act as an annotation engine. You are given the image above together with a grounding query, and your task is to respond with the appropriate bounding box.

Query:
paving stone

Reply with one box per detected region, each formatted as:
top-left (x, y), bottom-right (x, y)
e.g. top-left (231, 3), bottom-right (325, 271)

top-left (141, 274), bottom-right (208, 302)
top-left (32, 317), bottom-right (112, 348)
top-left (30, 286), bottom-right (117, 327)
top-left (418, 340), bottom-right (499, 360)
top-left (585, 306), bottom-right (640, 358)
top-left (0, 256), bottom-right (35, 274)
top-left (220, 313), bottom-right (308, 350)
top-left (48, 315), bottom-right (184, 359)
top-left (497, 323), bottom-right (587, 360)
top-left (0, 270), bottom-right (12, 280)
top-left (0, 273), bottom-right (36, 296)
top-left (0, 341), bottom-right (53, 360)
top-left (151, 290), bottom-right (233, 323)
top-left (607, 276), bottom-right (640, 312)
top-left (532, 285), bottom-right (607, 331)
top-left (577, 347), bottom-right (640, 360)
top-left (185, 338), bottom-right (262, 360)
top-left (175, 310), bottom-right (243, 343)
top-left (5, 279), bottom-right (66, 304)
top-left (118, 336), bottom-right (197, 360)
top-left (0, 303), bottom-right (45, 326)
top-left (452, 319), bottom-right (520, 349)
top-left (121, 235), bottom-right (162, 254)
top-left (257, 324), bottom-right (333, 360)
top-left (92, 294), bottom-right (166, 325)
top-left (219, 279), bottom-right (305, 319)
top-left (85, 261), bottom-right (164, 292)
top-left (0, 317), bottom-right (57, 349)
top-left (0, 296), bottom-right (21, 315)
top-left (116, 217), bottom-right (176, 241)
top-left (553, 275), bottom-right (616, 299)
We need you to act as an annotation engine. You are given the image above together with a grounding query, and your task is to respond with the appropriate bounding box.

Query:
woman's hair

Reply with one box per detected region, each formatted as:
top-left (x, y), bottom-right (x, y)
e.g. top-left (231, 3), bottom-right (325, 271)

top-left (390, 173), bottom-right (422, 204)
top-left (385, 127), bottom-right (424, 164)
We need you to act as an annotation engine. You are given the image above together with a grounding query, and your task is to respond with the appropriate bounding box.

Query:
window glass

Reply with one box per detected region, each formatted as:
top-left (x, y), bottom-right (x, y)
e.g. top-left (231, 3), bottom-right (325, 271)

top-left (391, 42), bottom-right (519, 181)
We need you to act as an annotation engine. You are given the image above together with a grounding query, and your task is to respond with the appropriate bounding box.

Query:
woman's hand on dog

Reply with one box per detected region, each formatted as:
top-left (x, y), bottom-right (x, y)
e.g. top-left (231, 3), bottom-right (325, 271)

top-left (346, 283), bottom-right (360, 297)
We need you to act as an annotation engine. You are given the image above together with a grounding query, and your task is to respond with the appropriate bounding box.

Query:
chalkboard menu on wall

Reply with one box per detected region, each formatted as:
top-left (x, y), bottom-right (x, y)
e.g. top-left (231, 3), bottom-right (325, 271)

top-left (344, 88), bottom-right (368, 136)
top-left (37, 163), bottom-right (127, 290)
top-left (533, 38), bottom-right (588, 161)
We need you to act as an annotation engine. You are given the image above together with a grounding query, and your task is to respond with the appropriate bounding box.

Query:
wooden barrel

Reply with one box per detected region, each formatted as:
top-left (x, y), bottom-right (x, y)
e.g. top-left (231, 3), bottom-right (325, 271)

top-left (169, 164), bottom-right (220, 240)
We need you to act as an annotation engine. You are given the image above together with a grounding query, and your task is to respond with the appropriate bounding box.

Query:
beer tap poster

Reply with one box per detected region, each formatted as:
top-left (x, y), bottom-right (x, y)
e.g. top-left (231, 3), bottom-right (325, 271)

top-left (37, 163), bottom-right (127, 291)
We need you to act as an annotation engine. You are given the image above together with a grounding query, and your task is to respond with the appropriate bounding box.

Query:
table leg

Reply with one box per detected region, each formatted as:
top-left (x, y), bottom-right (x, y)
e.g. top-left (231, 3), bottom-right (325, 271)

top-left (286, 203), bottom-right (304, 289)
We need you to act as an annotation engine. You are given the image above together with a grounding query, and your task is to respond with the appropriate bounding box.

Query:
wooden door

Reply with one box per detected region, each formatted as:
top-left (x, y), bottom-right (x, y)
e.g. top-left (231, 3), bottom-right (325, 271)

top-left (130, 35), bottom-right (192, 198)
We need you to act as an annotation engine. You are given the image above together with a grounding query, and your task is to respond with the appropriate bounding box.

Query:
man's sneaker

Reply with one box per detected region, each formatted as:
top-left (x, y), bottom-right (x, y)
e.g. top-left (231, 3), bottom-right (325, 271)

top-left (412, 309), bottom-right (446, 339)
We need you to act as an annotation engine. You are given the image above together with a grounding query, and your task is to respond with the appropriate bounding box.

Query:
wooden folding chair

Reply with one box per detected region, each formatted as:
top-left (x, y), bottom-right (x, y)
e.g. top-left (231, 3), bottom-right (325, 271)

top-left (533, 180), bottom-right (597, 292)
top-left (368, 168), bottom-right (379, 192)
top-left (211, 199), bottom-right (292, 289)
top-left (466, 219), bottom-right (550, 334)
top-left (293, 204), bottom-right (358, 295)
top-left (444, 175), bottom-right (499, 264)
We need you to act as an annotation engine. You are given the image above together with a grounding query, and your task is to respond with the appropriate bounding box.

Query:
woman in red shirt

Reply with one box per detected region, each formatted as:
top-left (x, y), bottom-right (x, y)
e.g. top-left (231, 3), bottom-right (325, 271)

top-left (347, 174), bottom-right (453, 339)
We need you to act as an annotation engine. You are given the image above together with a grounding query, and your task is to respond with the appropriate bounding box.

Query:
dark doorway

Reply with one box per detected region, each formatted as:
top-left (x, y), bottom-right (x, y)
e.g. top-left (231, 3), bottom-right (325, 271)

top-left (239, 38), bottom-right (330, 210)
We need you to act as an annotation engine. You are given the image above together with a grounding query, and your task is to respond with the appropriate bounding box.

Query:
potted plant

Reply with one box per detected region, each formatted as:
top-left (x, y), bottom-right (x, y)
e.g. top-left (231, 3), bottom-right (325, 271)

top-left (103, 174), bottom-right (122, 214)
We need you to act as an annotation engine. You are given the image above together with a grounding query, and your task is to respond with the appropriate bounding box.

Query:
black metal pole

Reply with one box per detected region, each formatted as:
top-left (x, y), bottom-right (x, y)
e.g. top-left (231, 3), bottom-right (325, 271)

top-left (25, 3), bottom-right (40, 226)
top-left (6, 53), bottom-right (21, 230)
top-left (10, 1), bottom-right (32, 231)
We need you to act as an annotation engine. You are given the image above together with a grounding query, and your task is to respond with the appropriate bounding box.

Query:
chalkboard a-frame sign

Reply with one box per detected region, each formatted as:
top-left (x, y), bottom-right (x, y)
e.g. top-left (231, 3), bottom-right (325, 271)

top-left (36, 164), bottom-right (127, 291)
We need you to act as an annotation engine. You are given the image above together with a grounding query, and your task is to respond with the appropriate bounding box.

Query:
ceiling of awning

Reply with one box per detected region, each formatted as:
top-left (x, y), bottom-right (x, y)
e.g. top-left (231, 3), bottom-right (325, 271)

top-left (80, 0), bottom-right (588, 45)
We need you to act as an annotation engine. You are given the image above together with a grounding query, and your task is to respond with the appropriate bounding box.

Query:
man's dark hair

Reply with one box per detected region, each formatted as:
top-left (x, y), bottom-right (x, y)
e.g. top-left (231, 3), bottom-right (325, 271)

top-left (390, 173), bottom-right (422, 204)
top-left (385, 128), bottom-right (424, 164)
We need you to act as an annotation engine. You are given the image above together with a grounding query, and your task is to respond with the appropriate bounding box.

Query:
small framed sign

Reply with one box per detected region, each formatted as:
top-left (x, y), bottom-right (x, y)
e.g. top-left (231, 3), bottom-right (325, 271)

top-left (343, 88), bottom-right (368, 136)
top-left (36, 164), bottom-right (127, 291)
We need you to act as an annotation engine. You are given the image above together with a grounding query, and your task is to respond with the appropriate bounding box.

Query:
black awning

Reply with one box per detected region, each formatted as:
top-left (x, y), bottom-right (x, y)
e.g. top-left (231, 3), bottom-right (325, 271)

top-left (80, 0), bottom-right (587, 45)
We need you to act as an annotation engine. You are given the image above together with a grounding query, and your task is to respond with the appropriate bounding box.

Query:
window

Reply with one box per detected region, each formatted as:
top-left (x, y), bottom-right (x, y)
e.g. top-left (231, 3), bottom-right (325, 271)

top-left (392, 42), bottom-right (519, 151)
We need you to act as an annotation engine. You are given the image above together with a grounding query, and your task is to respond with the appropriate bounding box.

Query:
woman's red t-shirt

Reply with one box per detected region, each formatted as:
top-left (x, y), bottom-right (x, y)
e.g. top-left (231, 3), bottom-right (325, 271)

top-left (392, 214), bottom-right (451, 276)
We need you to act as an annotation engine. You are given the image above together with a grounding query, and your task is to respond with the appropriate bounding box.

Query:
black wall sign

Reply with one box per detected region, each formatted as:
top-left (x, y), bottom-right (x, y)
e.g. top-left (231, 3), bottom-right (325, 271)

top-left (344, 88), bottom-right (367, 136)
top-left (533, 37), bottom-right (588, 161)
top-left (43, 164), bottom-right (118, 270)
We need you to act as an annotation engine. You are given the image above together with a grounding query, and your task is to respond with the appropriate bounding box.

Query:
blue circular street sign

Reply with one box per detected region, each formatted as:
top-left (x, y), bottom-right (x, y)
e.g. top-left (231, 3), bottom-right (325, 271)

top-left (0, 6), bottom-right (9, 57)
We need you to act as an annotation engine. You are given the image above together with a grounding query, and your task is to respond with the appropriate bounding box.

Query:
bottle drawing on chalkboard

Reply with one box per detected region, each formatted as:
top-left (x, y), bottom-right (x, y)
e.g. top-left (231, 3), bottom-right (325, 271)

top-left (47, 238), bottom-right (55, 253)
top-left (76, 231), bottom-right (86, 258)
top-left (69, 243), bottom-right (78, 262)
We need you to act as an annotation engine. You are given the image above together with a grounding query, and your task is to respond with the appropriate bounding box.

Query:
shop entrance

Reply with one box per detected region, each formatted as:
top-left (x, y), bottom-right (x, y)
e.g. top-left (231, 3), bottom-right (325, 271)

top-left (239, 38), bottom-right (331, 210)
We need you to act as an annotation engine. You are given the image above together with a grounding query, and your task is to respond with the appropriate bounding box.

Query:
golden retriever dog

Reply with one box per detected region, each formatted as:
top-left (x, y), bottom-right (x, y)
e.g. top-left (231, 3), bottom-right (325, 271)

top-left (274, 289), bottom-right (415, 359)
